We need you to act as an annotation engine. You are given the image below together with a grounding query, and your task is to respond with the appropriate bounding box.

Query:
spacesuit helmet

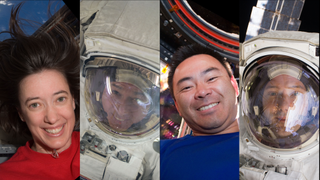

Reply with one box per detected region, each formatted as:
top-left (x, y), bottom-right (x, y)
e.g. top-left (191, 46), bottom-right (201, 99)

top-left (241, 55), bottom-right (319, 149)
top-left (83, 56), bottom-right (159, 140)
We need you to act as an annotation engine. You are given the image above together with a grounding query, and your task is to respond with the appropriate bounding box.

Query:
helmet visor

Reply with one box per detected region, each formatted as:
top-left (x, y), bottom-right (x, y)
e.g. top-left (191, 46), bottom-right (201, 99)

top-left (84, 57), bottom-right (159, 138)
top-left (242, 55), bottom-right (319, 149)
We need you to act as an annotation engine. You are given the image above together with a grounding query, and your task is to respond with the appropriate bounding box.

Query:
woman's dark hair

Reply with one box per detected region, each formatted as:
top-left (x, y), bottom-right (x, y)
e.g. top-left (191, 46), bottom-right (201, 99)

top-left (167, 44), bottom-right (233, 100)
top-left (0, 3), bottom-right (79, 136)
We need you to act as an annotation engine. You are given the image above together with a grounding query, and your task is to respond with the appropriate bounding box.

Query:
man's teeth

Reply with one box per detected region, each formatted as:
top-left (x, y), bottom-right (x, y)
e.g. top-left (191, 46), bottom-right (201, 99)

top-left (115, 117), bottom-right (125, 121)
top-left (199, 103), bottom-right (219, 111)
top-left (45, 126), bottom-right (63, 134)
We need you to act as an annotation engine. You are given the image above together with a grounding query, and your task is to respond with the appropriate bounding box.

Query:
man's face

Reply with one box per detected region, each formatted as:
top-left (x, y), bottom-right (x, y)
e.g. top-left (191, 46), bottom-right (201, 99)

top-left (102, 82), bottom-right (150, 132)
top-left (262, 75), bottom-right (307, 137)
top-left (172, 54), bottom-right (238, 135)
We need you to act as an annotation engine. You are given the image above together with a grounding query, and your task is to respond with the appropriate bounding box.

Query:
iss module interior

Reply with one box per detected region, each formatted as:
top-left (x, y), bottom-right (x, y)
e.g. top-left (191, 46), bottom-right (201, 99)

top-left (79, 1), bottom-right (160, 180)
top-left (239, 31), bottom-right (319, 180)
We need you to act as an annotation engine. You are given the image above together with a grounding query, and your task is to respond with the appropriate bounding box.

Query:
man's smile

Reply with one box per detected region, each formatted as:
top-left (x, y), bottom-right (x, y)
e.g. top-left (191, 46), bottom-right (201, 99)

top-left (197, 102), bottom-right (219, 111)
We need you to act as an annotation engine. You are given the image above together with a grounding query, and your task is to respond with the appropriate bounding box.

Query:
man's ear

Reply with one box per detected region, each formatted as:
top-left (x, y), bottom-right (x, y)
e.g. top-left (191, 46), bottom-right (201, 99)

top-left (173, 99), bottom-right (182, 116)
top-left (231, 75), bottom-right (239, 97)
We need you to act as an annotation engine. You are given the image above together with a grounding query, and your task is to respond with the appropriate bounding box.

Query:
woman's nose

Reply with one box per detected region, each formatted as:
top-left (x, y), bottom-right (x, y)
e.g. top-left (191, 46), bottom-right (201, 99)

top-left (44, 105), bottom-right (60, 124)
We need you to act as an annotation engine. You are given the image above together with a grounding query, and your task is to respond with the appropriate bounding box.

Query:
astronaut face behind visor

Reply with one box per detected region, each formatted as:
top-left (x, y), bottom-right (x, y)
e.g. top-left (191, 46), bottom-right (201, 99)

top-left (101, 81), bottom-right (151, 132)
top-left (84, 57), bottom-right (159, 139)
top-left (242, 55), bottom-right (319, 149)
top-left (262, 74), bottom-right (307, 138)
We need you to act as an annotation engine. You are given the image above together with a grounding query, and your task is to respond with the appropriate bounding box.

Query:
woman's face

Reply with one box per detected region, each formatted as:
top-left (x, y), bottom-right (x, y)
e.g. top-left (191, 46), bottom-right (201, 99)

top-left (19, 70), bottom-right (75, 153)
top-left (101, 82), bottom-right (150, 132)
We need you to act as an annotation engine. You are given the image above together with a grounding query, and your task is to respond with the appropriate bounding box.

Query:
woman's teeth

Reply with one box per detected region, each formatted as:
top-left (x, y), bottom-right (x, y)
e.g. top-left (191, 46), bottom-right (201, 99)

top-left (199, 103), bottom-right (219, 111)
top-left (45, 126), bottom-right (63, 134)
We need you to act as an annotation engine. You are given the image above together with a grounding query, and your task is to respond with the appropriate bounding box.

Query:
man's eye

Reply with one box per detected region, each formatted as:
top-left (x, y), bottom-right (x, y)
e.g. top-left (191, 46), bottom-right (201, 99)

top-left (269, 92), bottom-right (277, 96)
top-left (182, 86), bottom-right (191, 91)
top-left (134, 98), bottom-right (142, 104)
top-left (291, 91), bottom-right (299, 97)
top-left (112, 90), bottom-right (120, 96)
top-left (208, 77), bottom-right (216, 81)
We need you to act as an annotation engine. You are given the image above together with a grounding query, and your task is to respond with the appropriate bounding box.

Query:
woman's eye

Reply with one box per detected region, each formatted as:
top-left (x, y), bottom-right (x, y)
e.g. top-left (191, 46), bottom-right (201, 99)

top-left (57, 97), bottom-right (66, 102)
top-left (29, 103), bottom-right (39, 108)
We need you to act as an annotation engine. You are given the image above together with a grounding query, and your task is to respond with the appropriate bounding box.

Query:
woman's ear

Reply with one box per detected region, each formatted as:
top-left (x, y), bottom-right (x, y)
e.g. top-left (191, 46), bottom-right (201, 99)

top-left (231, 75), bottom-right (239, 97)
top-left (16, 108), bottom-right (24, 122)
top-left (73, 98), bottom-right (76, 110)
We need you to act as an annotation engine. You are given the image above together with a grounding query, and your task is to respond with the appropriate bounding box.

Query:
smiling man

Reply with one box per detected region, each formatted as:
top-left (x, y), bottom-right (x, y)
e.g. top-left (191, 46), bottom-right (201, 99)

top-left (160, 44), bottom-right (239, 179)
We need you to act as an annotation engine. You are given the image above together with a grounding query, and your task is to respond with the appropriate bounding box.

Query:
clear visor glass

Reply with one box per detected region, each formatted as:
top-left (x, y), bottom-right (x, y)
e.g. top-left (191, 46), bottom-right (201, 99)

top-left (242, 56), bottom-right (319, 149)
top-left (84, 57), bottom-right (159, 138)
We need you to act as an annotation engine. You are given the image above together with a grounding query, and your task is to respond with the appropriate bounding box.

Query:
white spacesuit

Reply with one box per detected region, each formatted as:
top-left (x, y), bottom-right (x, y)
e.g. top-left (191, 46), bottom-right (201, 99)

top-left (239, 31), bottom-right (319, 180)
top-left (79, 1), bottom-right (160, 179)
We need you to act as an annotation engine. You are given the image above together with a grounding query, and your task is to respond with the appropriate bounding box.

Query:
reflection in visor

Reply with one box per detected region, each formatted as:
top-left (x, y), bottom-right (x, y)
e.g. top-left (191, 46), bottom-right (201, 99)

top-left (102, 77), bottom-right (151, 132)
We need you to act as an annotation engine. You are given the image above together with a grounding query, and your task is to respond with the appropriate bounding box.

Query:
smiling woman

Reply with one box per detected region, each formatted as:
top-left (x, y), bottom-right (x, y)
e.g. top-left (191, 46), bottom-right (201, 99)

top-left (0, 2), bottom-right (79, 179)
top-left (18, 70), bottom-right (76, 154)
